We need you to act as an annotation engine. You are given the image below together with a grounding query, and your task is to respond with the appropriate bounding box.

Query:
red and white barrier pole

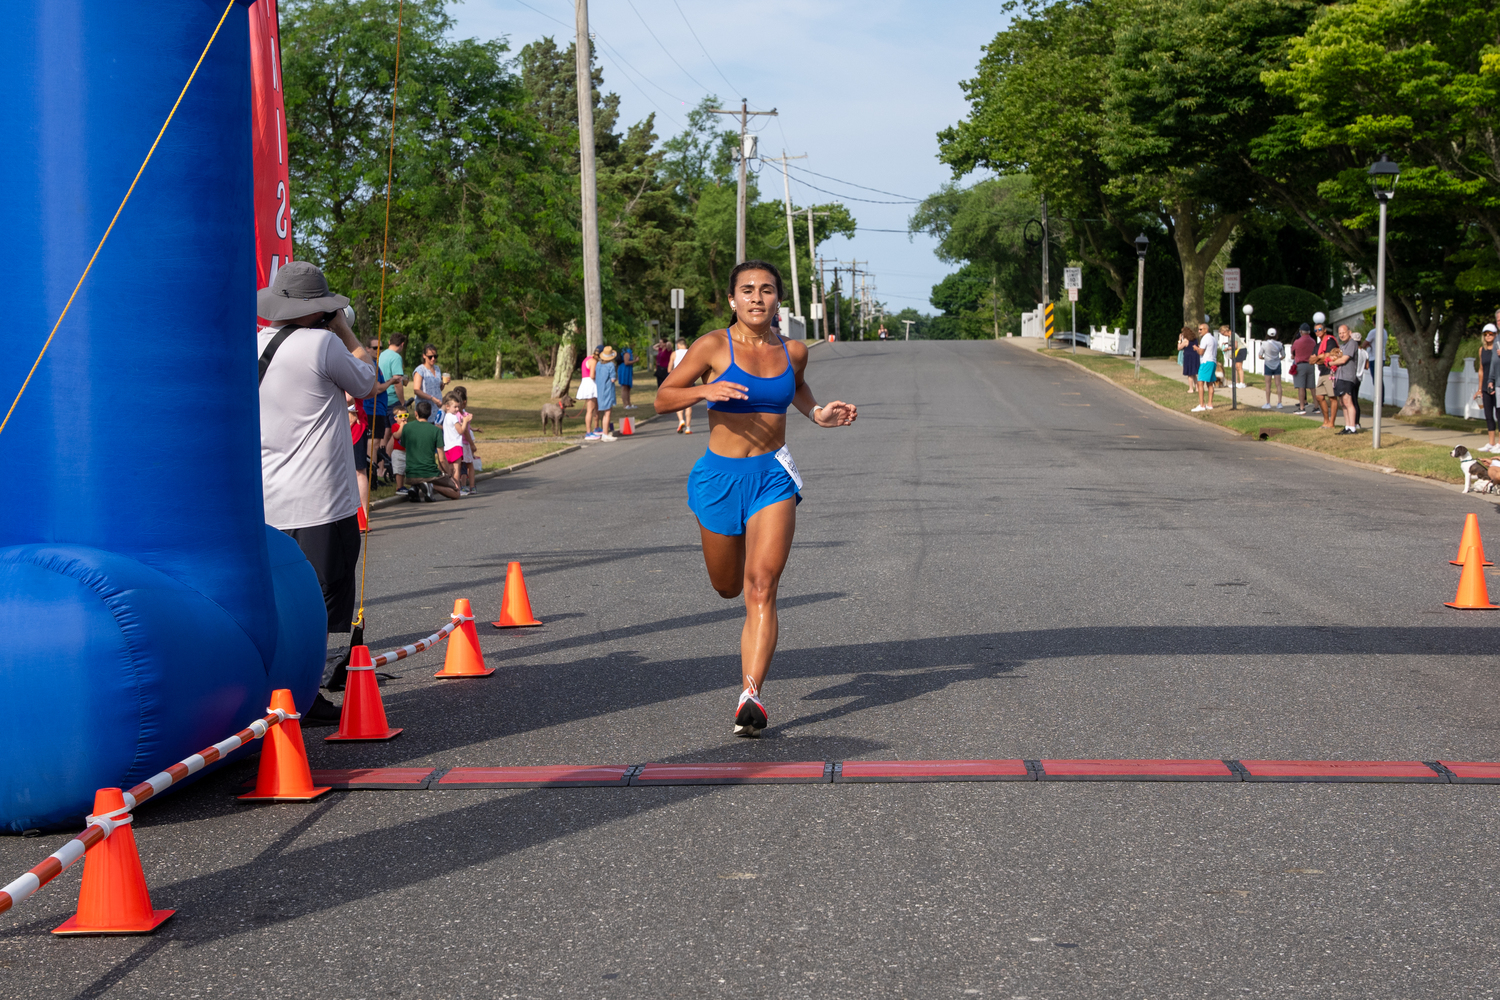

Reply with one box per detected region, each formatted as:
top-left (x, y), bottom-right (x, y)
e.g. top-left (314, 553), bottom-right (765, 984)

top-left (0, 706), bottom-right (293, 918)
top-left (370, 614), bottom-right (466, 668)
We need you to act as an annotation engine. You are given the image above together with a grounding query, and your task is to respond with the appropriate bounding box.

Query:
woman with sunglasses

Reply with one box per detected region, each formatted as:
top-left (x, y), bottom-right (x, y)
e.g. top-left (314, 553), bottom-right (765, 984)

top-left (414, 345), bottom-right (444, 424)
top-left (655, 260), bottom-right (857, 738)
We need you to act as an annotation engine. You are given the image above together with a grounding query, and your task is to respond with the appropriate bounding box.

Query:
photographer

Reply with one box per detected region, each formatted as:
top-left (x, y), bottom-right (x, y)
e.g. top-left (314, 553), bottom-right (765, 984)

top-left (257, 261), bottom-right (376, 721)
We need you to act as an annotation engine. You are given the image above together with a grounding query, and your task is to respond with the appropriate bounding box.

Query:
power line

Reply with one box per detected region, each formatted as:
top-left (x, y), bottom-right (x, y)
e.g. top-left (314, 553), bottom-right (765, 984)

top-left (786, 162), bottom-right (924, 201)
top-left (672, 0), bottom-right (739, 96)
top-left (590, 34), bottom-right (686, 128)
top-left (785, 173), bottom-right (920, 205)
top-left (506, 0), bottom-right (568, 29)
top-left (626, 0), bottom-right (715, 97)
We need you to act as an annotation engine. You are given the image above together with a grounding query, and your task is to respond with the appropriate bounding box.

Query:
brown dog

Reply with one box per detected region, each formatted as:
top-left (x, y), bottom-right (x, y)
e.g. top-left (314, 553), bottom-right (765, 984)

top-left (540, 396), bottom-right (573, 436)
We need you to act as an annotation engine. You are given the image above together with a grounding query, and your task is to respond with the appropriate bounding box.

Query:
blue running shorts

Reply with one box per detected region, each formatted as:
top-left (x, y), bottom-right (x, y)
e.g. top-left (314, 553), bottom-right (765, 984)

top-left (687, 449), bottom-right (801, 537)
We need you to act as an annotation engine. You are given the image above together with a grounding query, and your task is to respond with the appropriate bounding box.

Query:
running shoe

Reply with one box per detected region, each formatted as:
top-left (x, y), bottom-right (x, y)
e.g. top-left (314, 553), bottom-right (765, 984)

top-left (1191, 405), bottom-right (1206, 412)
top-left (1260, 403), bottom-right (1272, 409)
top-left (734, 685), bottom-right (768, 738)
top-left (600, 433), bottom-right (617, 442)
top-left (396, 486), bottom-right (410, 495)
top-left (459, 487), bottom-right (471, 496)
top-left (584, 431), bottom-right (602, 441)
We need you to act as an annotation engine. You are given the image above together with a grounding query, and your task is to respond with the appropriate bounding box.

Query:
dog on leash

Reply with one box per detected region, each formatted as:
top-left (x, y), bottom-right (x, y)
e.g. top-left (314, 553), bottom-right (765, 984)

top-left (540, 396), bottom-right (573, 436)
top-left (1452, 445), bottom-right (1500, 494)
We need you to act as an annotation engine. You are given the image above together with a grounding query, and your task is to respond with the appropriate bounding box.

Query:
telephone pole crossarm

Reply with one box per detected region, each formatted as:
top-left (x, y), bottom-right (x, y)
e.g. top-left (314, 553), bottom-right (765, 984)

top-left (708, 103), bottom-right (778, 264)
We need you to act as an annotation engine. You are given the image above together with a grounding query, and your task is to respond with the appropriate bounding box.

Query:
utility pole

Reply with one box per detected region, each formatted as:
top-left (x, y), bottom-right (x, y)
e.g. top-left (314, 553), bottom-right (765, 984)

top-left (764, 151), bottom-right (807, 319)
top-left (708, 100), bottom-right (776, 263)
top-left (574, 0), bottom-right (602, 352)
top-left (831, 266), bottom-right (841, 341)
top-left (807, 208), bottom-right (830, 337)
top-left (816, 256), bottom-right (827, 340)
top-left (902, 319), bottom-right (914, 341)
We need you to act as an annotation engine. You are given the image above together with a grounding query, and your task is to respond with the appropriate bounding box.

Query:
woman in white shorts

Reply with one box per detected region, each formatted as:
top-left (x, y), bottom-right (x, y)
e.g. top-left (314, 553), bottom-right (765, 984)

top-left (577, 347), bottom-right (600, 439)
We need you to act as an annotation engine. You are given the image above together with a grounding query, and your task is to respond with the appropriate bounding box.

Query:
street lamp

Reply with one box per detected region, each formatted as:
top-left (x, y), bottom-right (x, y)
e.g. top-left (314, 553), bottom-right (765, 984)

top-left (1368, 154), bottom-right (1400, 449)
top-left (1133, 233), bottom-right (1149, 376)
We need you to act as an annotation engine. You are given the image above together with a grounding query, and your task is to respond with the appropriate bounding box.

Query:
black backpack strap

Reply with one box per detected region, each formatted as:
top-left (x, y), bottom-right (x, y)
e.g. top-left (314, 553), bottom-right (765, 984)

top-left (257, 323), bottom-right (301, 385)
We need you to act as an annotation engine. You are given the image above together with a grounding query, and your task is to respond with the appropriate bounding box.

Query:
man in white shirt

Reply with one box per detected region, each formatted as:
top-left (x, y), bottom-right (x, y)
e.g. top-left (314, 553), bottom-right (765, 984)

top-left (256, 262), bottom-right (376, 715)
top-left (1192, 322), bottom-right (1219, 411)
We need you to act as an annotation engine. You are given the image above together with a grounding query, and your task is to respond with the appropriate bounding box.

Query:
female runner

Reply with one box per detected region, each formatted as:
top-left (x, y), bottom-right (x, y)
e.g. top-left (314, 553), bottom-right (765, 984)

top-left (655, 260), bottom-right (857, 737)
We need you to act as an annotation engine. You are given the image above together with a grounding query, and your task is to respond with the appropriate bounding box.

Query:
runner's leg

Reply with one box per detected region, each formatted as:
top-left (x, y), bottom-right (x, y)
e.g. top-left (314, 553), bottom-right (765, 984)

top-left (739, 498), bottom-right (795, 692)
top-left (699, 525), bottom-right (746, 599)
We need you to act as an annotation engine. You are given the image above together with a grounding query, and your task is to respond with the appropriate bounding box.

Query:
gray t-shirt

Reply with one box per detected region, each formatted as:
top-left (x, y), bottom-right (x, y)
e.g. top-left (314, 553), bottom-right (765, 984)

top-left (1260, 340), bottom-right (1284, 366)
top-left (1334, 339), bottom-right (1360, 382)
top-left (257, 325), bottom-right (377, 530)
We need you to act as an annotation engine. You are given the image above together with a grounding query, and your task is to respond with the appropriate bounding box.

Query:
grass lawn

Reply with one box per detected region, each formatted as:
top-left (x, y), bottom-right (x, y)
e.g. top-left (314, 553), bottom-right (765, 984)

top-left (366, 374), bottom-right (658, 502)
top-left (1040, 348), bottom-right (1461, 484)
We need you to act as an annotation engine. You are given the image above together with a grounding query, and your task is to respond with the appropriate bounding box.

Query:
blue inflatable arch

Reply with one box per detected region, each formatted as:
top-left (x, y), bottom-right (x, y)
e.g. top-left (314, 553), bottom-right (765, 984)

top-left (0, 1), bottom-right (327, 831)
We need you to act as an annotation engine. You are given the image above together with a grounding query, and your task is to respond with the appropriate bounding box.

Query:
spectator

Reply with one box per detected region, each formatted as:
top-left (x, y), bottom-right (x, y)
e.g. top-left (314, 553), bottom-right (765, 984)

top-left (452, 385), bottom-right (478, 494)
top-left (579, 346), bottom-right (600, 441)
top-left (1330, 324), bottom-right (1361, 433)
top-left (360, 338), bottom-right (401, 486)
top-left (401, 400), bottom-right (461, 501)
top-left (1290, 323), bottom-right (1317, 413)
top-left (619, 344), bottom-right (636, 409)
top-left (1351, 330), bottom-right (1368, 429)
top-left (256, 261), bottom-right (375, 721)
top-left (1259, 328), bottom-right (1285, 409)
top-left (1312, 320), bottom-right (1338, 428)
top-left (1191, 324), bottom-right (1218, 412)
top-left (439, 393), bottom-right (470, 486)
top-left (347, 391), bottom-right (372, 519)
top-left (595, 346), bottom-right (619, 442)
top-left (413, 345), bottom-right (444, 423)
top-left (669, 338), bottom-right (692, 433)
top-left (654, 338), bottom-right (672, 388)
top-left (1225, 324), bottom-right (1247, 388)
top-left (384, 402), bottom-right (409, 494)
top-left (1473, 324), bottom-right (1499, 452)
top-left (379, 332), bottom-right (407, 408)
top-left (1178, 326), bottom-right (1197, 392)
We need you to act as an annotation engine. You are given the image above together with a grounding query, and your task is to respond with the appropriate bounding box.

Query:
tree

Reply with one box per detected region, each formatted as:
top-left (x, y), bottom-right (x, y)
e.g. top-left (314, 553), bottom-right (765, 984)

top-left (1102, 0), bottom-right (1316, 327)
top-left (1257, 0), bottom-right (1497, 413)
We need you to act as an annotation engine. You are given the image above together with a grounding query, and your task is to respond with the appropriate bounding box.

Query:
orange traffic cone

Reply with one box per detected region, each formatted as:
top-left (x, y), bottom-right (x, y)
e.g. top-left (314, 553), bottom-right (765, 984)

top-left (325, 645), bottom-right (402, 741)
top-left (357, 505), bottom-right (369, 533)
top-left (619, 417), bottom-right (634, 436)
top-left (434, 598), bottom-right (495, 678)
top-left (1450, 513), bottom-right (1492, 566)
top-left (239, 690), bottom-right (332, 801)
top-left (1445, 546), bottom-right (1500, 609)
top-left (53, 788), bottom-right (174, 935)
top-left (492, 561), bottom-right (542, 627)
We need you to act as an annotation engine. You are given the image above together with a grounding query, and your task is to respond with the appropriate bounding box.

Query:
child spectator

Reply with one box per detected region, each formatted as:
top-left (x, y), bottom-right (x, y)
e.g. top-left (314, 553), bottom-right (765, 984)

top-left (401, 400), bottom-right (460, 501)
top-left (385, 402), bottom-right (409, 495)
top-left (453, 386), bottom-right (478, 495)
top-left (440, 393), bottom-right (470, 487)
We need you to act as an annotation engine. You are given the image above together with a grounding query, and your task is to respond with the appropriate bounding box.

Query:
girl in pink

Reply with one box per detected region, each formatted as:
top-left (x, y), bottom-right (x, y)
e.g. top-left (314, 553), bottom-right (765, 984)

top-left (440, 394), bottom-right (469, 485)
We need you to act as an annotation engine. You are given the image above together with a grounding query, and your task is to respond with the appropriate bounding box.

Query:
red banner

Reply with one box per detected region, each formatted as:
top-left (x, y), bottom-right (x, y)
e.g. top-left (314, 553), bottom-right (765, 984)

top-left (250, 0), bottom-right (293, 304)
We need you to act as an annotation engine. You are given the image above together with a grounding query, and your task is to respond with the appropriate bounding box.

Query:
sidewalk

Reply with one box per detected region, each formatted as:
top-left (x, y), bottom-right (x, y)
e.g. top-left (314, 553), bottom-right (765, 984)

top-left (1033, 340), bottom-right (1488, 452)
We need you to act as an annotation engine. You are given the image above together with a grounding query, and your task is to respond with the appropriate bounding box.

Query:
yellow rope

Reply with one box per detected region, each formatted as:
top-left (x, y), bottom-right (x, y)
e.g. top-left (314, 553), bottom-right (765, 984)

top-left (0, 0), bottom-right (237, 440)
top-left (355, 0), bottom-right (405, 630)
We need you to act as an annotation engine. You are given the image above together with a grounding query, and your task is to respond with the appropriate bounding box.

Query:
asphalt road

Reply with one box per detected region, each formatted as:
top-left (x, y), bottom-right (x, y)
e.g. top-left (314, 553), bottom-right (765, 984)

top-left (3, 340), bottom-right (1498, 999)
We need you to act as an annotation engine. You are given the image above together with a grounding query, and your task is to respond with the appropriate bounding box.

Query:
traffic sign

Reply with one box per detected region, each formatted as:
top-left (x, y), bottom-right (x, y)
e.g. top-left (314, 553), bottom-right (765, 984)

top-left (1067, 287), bottom-right (1078, 302)
top-left (1044, 302), bottom-right (1056, 338)
top-left (1223, 268), bottom-right (1241, 293)
top-left (670, 288), bottom-right (685, 309)
top-left (811, 302), bottom-right (824, 320)
top-left (1063, 267), bottom-right (1082, 290)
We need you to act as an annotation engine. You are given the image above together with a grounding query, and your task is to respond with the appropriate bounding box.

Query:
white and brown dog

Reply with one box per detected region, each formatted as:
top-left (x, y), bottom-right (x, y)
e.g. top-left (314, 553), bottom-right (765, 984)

top-left (1453, 445), bottom-right (1500, 494)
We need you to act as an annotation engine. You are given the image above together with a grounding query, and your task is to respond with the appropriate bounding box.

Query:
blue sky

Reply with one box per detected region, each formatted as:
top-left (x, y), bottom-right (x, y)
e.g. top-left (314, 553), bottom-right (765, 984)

top-left (450, 0), bottom-right (1011, 314)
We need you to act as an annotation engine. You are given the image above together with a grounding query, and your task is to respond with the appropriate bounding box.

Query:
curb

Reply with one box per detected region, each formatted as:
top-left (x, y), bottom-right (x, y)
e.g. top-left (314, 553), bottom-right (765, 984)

top-left (1012, 341), bottom-right (1483, 499)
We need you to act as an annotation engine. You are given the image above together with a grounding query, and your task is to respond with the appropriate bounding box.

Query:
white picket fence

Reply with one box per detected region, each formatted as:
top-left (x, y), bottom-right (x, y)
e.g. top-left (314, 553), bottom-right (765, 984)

top-left (1233, 334), bottom-right (1484, 418)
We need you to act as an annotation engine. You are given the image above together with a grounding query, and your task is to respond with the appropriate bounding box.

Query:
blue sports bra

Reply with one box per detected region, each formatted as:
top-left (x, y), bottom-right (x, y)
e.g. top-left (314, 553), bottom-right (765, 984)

top-left (706, 330), bottom-right (796, 414)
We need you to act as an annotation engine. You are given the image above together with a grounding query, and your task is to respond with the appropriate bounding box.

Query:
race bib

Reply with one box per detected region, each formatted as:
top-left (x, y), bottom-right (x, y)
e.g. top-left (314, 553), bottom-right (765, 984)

top-left (774, 445), bottom-right (803, 490)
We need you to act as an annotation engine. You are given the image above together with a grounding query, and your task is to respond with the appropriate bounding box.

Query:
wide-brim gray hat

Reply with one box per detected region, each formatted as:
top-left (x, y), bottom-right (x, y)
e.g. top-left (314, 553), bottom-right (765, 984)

top-left (257, 260), bottom-right (350, 322)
